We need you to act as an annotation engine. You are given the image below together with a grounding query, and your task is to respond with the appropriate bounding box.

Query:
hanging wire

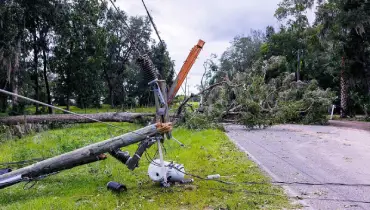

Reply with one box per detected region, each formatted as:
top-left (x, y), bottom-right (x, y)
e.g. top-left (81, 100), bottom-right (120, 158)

top-left (140, 0), bottom-right (164, 46)
top-left (0, 89), bottom-right (122, 130)
top-left (0, 158), bottom-right (45, 167)
top-left (0, 88), bottom-right (156, 141)
top-left (139, 0), bottom-right (186, 97)
top-left (107, 0), bottom-right (142, 56)
top-left (22, 172), bottom-right (60, 190)
top-left (143, 152), bottom-right (370, 188)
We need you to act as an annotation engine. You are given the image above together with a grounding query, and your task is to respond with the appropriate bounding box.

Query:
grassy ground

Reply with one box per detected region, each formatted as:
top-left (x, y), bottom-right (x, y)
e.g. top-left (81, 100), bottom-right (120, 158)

top-left (0, 123), bottom-right (291, 209)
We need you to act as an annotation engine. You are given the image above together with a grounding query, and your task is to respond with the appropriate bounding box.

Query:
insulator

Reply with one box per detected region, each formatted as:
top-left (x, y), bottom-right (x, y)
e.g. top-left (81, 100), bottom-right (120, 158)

top-left (148, 159), bottom-right (185, 183)
top-left (107, 181), bottom-right (127, 192)
top-left (136, 54), bottom-right (161, 81)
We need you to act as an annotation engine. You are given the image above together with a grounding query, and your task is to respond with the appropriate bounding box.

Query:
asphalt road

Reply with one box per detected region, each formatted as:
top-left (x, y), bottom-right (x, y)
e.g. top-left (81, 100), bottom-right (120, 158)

top-left (224, 124), bottom-right (370, 210)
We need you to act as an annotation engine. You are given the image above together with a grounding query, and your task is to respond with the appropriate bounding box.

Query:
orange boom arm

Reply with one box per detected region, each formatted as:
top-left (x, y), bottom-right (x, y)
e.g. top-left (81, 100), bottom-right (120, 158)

top-left (167, 40), bottom-right (205, 104)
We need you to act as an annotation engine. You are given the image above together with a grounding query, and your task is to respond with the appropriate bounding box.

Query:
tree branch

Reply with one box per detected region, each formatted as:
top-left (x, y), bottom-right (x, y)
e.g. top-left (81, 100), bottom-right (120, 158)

top-left (176, 81), bottom-right (226, 117)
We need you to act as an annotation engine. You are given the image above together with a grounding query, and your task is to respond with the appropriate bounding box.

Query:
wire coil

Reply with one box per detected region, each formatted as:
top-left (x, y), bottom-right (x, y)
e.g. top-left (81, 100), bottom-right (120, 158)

top-left (136, 54), bottom-right (161, 81)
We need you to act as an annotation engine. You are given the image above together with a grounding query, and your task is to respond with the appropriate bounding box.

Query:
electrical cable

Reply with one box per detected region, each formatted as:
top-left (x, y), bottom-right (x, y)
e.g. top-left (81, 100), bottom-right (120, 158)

top-left (109, 0), bottom-right (189, 112)
top-left (143, 155), bottom-right (370, 188)
top-left (141, 0), bottom-right (164, 47)
top-left (172, 164), bottom-right (370, 187)
top-left (205, 187), bottom-right (370, 205)
top-left (0, 89), bottom-right (123, 130)
top-left (0, 158), bottom-right (45, 167)
top-left (0, 88), bottom-right (160, 141)
top-left (107, 0), bottom-right (142, 56)
top-left (139, 0), bottom-right (186, 96)
top-left (5, 91), bottom-right (159, 144)
top-left (21, 172), bottom-right (60, 190)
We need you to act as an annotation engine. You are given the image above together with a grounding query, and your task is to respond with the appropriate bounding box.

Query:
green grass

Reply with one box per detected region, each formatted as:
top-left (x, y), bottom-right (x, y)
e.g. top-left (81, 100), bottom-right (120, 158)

top-left (0, 123), bottom-right (291, 209)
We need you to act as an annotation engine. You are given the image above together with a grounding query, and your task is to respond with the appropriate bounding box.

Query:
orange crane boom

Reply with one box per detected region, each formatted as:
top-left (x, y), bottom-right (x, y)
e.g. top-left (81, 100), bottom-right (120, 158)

top-left (167, 39), bottom-right (205, 104)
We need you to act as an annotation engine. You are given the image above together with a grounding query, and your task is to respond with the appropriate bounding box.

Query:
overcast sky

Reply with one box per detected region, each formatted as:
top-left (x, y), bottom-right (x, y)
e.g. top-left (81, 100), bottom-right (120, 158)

top-left (114, 0), bottom-right (313, 94)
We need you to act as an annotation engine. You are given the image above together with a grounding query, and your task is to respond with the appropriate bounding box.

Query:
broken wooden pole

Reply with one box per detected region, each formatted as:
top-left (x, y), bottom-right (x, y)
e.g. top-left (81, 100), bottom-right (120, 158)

top-left (0, 123), bottom-right (168, 181)
top-left (0, 112), bottom-right (155, 125)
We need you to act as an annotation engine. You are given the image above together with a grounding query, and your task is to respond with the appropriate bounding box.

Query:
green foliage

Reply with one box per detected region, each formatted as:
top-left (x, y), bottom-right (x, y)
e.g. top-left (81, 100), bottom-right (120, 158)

top-left (0, 124), bottom-right (290, 209)
top-left (180, 112), bottom-right (223, 130)
top-left (270, 78), bottom-right (334, 124)
top-left (0, 0), bottom-right (175, 115)
top-left (240, 108), bottom-right (273, 129)
top-left (201, 64), bottom-right (335, 128)
top-left (197, 0), bottom-right (370, 125)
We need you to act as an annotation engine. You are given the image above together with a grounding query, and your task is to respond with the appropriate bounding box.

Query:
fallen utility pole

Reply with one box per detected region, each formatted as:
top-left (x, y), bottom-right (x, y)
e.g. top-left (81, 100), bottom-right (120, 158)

top-left (0, 112), bottom-right (155, 125)
top-left (0, 123), bottom-right (168, 184)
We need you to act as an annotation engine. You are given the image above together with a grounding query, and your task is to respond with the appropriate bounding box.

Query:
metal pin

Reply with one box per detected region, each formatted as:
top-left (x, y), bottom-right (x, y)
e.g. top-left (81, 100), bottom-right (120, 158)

top-left (172, 136), bottom-right (185, 147)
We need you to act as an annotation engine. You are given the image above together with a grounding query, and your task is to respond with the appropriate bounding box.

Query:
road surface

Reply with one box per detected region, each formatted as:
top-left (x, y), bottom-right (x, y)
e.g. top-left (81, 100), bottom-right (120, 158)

top-left (224, 124), bottom-right (370, 210)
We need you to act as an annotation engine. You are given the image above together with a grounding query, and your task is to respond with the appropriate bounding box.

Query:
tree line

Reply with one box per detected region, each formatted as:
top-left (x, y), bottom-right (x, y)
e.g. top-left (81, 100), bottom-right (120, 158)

top-left (2, 0), bottom-right (370, 123)
top-left (198, 0), bottom-right (370, 125)
top-left (0, 0), bottom-right (174, 115)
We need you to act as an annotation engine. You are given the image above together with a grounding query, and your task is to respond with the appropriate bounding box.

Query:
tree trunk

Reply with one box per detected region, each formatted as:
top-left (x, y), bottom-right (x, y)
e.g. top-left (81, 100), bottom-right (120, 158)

top-left (110, 89), bottom-right (114, 108)
top-left (0, 112), bottom-right (155, 125)
top-left (65, 42), bottom-right (73, 111)
top-left (32, 30), bottom-right (40, 114)
top-left (340, 57), bottom-right (348, 118)
top-left (366, 68), bottom-right (370, 99)
top-left (42, 50), bottom-right (52, 114)
top-left (66, 92), bottom-right (70, 111)
top-left (0, 93), bottom-right (7, 113)
top-left (11, 37), bottom-right (21, 107)
top-left (103, 68), bottom-right (114, 107)
top-left (296, 50), bottom-right (300, 81)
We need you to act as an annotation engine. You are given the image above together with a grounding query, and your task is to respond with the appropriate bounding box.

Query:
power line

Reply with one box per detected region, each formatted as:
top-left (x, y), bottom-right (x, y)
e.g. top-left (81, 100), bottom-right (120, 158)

top-left (141, 0), bottom-right (164, 46)
top-left (107, 0), bottom-right (142, 56)
top-left (0, 88), bottom-right (160, 143)
top-left (143, 151), bottom-right (370, 188)
top-left (139, 0), bottom-right (186, 97)
top-left (0, 89), bottom-right (124, 130)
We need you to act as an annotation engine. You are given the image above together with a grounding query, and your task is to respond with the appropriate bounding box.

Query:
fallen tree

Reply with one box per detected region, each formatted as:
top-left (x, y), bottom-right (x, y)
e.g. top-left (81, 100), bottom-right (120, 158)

top-left (176, 81), bottom-right (226, 117)
top-left (177, 56), bottom-right (335, 130)
top-left (0, 112), bottom-right (155, 125)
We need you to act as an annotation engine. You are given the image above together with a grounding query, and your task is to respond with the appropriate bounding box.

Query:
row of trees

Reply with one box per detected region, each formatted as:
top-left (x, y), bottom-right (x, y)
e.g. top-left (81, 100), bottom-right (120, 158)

top-left (200, 0), bottom-right (370, 123)
top-left (0, 0), bottom-right (174, 115)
